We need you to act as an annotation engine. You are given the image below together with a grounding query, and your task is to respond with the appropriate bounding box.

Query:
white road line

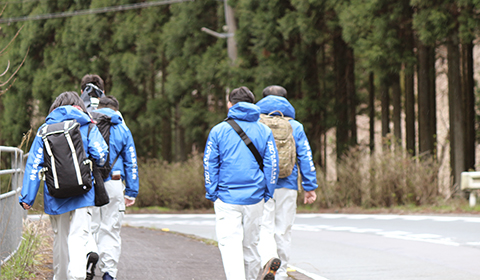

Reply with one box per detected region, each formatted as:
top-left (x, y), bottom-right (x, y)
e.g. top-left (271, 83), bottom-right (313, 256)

top-left (295, 214), bottom-right (480, 223)
top-left (292, 224), bottom-right (461, 247)
top-left (289, 265), bottom-right (330, 280)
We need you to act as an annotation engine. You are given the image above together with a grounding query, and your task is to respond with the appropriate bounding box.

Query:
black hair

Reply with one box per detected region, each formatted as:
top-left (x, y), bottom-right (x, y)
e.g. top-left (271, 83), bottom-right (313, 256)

top-left (49, 91), bottom-right (88, 114)
top-left (262, 85), bottom-right (287, 98)
top-left (81, 74), bottom-right (105, 91)
top-left (98, 95), bottom-right (120, 111)
top-left (229, 86), bottom-right (255, 105)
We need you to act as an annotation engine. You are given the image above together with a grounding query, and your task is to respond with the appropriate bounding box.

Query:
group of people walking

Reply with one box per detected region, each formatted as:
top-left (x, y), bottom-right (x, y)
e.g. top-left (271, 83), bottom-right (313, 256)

top-left (203, 85), bottom-right (318, 280)
top-left (18, 79), bottom-right (317, 280)
top-left (20, 74), bottom-right (139, 280)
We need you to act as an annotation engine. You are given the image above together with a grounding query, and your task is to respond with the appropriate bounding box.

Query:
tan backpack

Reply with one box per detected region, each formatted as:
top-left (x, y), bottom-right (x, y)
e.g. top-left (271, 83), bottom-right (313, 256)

top-left (259, 111), bottom-right (296, 178)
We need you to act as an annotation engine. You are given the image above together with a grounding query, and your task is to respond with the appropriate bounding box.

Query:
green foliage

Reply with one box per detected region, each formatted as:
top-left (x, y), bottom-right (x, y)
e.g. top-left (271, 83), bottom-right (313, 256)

top-left (0, 0), bottom-right (478, 176)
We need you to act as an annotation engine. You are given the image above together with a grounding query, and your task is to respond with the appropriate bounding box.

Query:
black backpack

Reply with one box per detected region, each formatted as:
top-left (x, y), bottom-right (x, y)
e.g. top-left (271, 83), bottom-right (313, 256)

top-left (38, 120), bottom-right (93, 198)
top-left (90, 111), bottom-right (120, 179)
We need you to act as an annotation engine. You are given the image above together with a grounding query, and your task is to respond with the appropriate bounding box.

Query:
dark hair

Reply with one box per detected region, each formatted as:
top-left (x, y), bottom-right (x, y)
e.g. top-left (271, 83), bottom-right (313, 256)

top-left (262, 85), bottom-right (287, 98)
top-left (229, 86), bottom-right (255, 105)
top-left (98, 95), bottom-right (120, 111)
top-left (49, 91), bottom-right (88, 113)
top-left (81, 74), bottom-right (105, 91)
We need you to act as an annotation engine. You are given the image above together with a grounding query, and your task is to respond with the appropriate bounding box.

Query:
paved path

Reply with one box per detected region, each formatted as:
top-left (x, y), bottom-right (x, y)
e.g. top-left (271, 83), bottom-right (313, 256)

top-left (91, 226), bottom-right (226, 280)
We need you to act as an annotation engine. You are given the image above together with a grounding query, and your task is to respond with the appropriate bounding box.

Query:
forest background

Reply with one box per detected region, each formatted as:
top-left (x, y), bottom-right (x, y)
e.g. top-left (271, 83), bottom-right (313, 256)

top-left (0, 0), bottom-right (479, 211)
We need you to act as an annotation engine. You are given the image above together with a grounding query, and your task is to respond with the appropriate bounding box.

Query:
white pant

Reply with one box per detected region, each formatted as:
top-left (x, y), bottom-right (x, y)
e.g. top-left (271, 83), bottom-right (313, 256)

top-left (50, 207), bottom-right (92, 280)
top-left (90, 179), bottom-right (126, 278)
top-left (214, 199), bottom-right (264, 280)
top-left (258, 188), bottom-right (297, 280)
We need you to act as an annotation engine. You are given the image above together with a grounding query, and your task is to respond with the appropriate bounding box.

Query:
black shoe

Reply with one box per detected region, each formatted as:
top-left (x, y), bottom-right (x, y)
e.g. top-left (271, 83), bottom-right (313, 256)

top-left (261, 257), bottom-right (281, 280)
top-left (86, 252), bottom-right (99, 280)
top-left (103, 272), bottom-right (116, 280)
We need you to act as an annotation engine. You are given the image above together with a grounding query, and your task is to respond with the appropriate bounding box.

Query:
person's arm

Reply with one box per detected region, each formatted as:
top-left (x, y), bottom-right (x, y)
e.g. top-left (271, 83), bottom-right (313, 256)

top-left (203, 129), bottom-right (220, 202)
top-left (121, 128), bottom-right (139, 206)
top-left (87, 124), bottom-right (109, 167)
top-left (292, 121), bottom-right (318, 204)
top-left (262, 130), bottom-right (279, 201)
top-left (19, 134), bottom-right (45, 209)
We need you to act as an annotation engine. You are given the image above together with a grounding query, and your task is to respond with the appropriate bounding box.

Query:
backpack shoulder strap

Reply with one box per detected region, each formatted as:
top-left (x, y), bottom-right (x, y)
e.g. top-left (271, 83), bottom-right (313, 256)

top-left (87, 122), bottom-right (95, 138)
top-left (225, 118), bottom-right (264, 172)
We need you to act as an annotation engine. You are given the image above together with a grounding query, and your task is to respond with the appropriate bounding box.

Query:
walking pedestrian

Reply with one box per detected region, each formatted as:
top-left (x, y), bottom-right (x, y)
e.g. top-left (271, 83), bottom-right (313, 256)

top-left (19, 91), bottom-right (108, 280)
top-left (203, 86), bottom-right (280, 280)
top-left (86, 95), bottom-right (139, 280)
top-left (256, 85), bottom-right (318, 280)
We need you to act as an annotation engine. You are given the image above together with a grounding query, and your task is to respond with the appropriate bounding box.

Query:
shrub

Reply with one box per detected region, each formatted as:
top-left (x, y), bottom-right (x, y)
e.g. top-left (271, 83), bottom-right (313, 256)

top-left (312, 147), bottom-right (443, 209)
top-left (137, 148), bottom-right (445, 211)
top-left (136, 153), bottom-right (213, 210)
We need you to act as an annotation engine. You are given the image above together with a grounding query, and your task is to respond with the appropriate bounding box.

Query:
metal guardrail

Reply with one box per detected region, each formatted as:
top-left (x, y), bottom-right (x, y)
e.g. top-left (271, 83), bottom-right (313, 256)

top-left (0, 146), bottom-right (26, 266)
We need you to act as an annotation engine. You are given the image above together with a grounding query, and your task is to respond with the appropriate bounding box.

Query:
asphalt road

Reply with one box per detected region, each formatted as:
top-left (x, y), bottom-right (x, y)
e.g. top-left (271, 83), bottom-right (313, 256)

top-left (121, 213), bottom-right (480, 280)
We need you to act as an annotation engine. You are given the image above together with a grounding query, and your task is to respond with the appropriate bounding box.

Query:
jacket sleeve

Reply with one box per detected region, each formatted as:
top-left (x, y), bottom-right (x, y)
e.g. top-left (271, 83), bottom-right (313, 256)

top-left (262, 130), bottom-right (279, 200)
top-left (203, 129), bottom-right (220, 202)
top-left (293, 121), bottom-right (318, 192)
top-left (19, 134), bottom-right (45, 206)
top-left (87, 125), bottom-right (109, 167)
top-left (121, 128), bottom-right (139, 198)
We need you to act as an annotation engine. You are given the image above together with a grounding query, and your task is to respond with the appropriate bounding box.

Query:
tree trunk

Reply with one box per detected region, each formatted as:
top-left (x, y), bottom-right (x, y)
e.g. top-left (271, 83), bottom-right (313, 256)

top-left (405, 64), bottom-right (415, 155)
top-left (321, 43), bottom-right (327, 172)
top-left (334, 30), bottom-right (349, 160)
top-left (380, 76), bottom-right (390, 145)
top-left (369, 72), bottom-right (375, 154)
top-left (404, 3), bottom-right (416, 156)
top-left (304, 43), bottom-right (322, 168)
top-left (160, 52), bottom-right (172, 162)
top-left (391, 72), bottom-right (402, 148)
top-left (346, 46), bottom-right (357, 147)
top-left (462, 41), bottom-right (475, 171)
top-left (428, 46), bottom-right (437, 159)
top-left (149, 62), bottom-right (158, 158)
top-left (417, 42), bottom-right (434, 156)
top-left (447, 30), bottom-right (465, 190)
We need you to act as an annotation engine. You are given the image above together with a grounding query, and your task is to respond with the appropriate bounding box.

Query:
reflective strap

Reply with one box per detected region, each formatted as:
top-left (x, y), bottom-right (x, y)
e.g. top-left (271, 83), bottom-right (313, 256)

top-left (39, 167), bottom-right (48, 181)
top-left (43, 139), bottom-right (59, 189)
top-left (84, 159), bottom-right (92, 171)
top-left (64, 127), bottom-right (83, 186)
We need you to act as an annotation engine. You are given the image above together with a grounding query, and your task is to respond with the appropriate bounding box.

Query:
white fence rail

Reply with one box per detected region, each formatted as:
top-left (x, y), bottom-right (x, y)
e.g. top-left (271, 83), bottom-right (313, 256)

top-left (0, 146), bottom-right (26, 266)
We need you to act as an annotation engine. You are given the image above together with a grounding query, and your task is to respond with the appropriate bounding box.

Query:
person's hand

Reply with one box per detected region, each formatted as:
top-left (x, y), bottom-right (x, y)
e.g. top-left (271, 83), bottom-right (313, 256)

top-left (304, 190), bottom-right (317, 204)
top-left (125, 198), bottom-right (135, 207)
top-left (21, 203), bottom-right (31, 210)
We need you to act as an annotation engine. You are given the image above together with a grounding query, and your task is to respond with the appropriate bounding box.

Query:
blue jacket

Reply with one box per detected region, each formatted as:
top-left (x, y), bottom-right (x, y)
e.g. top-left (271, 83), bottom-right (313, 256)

top-left (256, 95), bottom-right (318, 192)
top-left (203, 102), bottom-right (279, 205)
top-left (19, 106), bottom-right (108, 215)
top-left (95, 108), bottom-right (139, 198)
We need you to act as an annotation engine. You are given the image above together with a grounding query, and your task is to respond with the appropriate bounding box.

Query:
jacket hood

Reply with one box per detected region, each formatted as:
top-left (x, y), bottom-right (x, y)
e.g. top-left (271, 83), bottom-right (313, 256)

top-left (80, 90), bottom-right (105, 112)
top-left (45, 106), bottom-right (91, 125)
top-left (256, 95), bottom-right (295, 119)
top-left (227, 102), bottom-right (260, 122)
top-left (95, 108), bottom-right (123, 125)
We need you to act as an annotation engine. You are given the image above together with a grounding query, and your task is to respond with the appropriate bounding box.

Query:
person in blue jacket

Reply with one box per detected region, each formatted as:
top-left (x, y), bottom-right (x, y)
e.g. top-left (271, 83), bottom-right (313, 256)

top-left (256, 85), bottom-right (318, 280)
top-left (88, 95), bottom-right (139, 280)
top-left (19, 91), bottom-right (108, 280)
top-left (80, 74), bottom-right (106, 112)
top-left (203, 86), bottom-right (280, 280)
top-left (80, 74), bottom-right (126, 124)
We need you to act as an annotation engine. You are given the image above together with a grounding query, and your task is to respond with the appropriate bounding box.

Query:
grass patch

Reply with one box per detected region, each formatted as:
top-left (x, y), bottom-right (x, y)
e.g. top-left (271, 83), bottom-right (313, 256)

top-left (1, 218), bottom-right (52, 280)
